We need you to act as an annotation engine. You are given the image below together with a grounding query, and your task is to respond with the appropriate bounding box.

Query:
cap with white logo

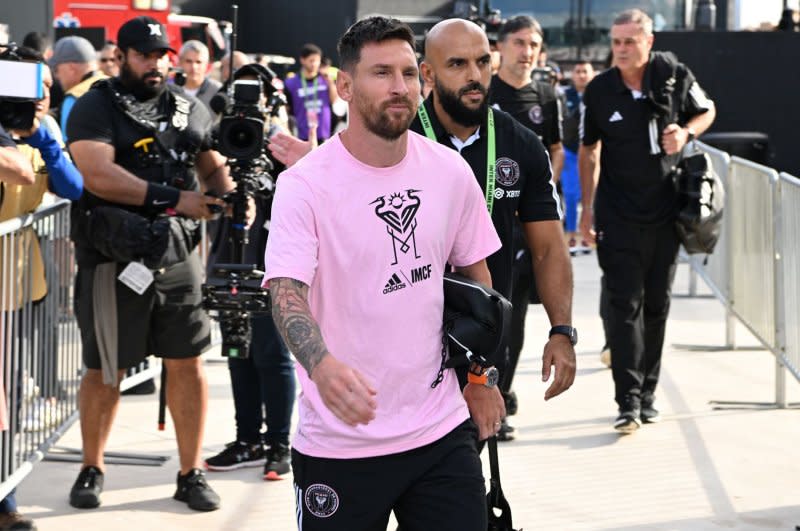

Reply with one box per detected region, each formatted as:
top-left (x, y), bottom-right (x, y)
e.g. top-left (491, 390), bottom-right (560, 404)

top-left (117, 16), bottom-right (175, 54)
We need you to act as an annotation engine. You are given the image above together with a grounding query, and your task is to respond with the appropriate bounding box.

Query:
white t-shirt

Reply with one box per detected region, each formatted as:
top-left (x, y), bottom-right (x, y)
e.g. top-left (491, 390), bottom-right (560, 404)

top-left (264, 131), bottom-right (501, 458)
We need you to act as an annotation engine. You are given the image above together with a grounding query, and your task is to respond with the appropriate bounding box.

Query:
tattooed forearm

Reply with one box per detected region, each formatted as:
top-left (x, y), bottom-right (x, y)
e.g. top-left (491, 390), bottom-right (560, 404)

top-left (270, 277), bottom-right (330, 377)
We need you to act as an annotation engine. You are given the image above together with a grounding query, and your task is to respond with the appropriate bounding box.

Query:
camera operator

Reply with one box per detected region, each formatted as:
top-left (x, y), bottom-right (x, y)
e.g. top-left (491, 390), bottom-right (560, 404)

top-left (203, 64), bottom-right (296, 480)
top-left (1, 45), bottom-right (83, 531)
top-left (64, 16), bottom-right (247, 512)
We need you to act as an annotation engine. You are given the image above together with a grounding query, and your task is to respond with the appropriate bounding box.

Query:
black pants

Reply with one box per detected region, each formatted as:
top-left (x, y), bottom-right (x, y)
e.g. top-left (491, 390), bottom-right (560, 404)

top-left (596, 217), bottom-right (680, 409)
top-left (292, 420), bottom-right (485, 531)
top-left (501, 247), bottom-right (534, 394)
top-left (229, 313), bottom-right (295, 446)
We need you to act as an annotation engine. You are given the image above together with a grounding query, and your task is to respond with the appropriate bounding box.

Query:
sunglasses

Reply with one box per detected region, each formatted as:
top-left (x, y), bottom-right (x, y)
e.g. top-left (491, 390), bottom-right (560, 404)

top-left (100, 57), bottom-right (116, 63)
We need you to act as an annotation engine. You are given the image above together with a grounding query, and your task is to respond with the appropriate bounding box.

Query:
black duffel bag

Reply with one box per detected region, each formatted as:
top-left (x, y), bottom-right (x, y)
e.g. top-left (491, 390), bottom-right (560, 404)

top-left (443, 271), bottom-right (512, 370)
top-left (672, 147), bottom-right (725, 255)
top-left (83, 206), bottom-right (201, 269)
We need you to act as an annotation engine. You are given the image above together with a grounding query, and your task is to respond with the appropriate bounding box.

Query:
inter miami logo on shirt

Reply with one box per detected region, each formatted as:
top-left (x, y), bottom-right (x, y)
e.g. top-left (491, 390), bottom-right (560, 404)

top-left (496, 157), bottom-right (520, 187)
top-left (304, 483), bottom-right (339, 518)
top-left (371, 189), bottom-right (422, 265)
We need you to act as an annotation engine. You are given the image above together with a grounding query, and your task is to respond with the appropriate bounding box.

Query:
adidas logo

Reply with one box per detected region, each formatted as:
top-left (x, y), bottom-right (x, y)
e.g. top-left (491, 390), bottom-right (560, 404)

top-left (609, 111), bottom-right (623, 122)
top-left (383, 273), bottom-right (407, 294)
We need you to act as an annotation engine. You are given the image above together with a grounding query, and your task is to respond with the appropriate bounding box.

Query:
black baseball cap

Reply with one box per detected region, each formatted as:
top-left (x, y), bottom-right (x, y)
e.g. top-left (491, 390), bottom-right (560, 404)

top-left (117, 16), bottom-right (175, 54)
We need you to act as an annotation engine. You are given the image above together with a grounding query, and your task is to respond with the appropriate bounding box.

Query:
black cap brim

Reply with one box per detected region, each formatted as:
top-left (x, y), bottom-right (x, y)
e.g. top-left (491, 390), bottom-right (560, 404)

top-left (131, 41), bottom-right (176, 54)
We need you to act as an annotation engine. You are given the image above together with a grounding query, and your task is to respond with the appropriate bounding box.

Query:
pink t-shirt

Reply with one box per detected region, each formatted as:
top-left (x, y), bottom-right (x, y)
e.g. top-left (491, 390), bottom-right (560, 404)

top-left (264, 131), bottom-right (501, 459)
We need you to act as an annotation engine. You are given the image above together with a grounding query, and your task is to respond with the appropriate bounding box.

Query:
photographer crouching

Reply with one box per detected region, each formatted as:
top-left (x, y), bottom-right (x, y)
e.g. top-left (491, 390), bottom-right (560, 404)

top-left (201, 63), bottom-right (296, 480)
top-left (65, 16), bottom-right (252, 511)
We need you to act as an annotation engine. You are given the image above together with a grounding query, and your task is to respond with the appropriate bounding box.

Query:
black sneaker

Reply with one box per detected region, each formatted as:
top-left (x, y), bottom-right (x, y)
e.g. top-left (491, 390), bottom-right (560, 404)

top-left (263, 442), bottom-right (291, 481)
top-left (641, 399), bottom-right (661, 423)
top-left (204, 440), bottom-right (265, 471)
top-left (614, 408), bottom-right (642, 434)
top-left (502, 390), bottom-right (518, 417)
top-left (69, 466), bottom-right (104, 509)
top-left (496, 418), bottom-right (516, 442)
top-left (174, 468), bottom-right (220, 511)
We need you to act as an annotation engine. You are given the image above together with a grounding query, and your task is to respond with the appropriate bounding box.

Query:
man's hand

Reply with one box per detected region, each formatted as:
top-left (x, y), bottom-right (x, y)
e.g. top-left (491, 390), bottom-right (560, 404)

top-left (661, 123), bottom-right (689, 155)
top-left (541, 335), bottom-right (576, 400)
top-left (268, 132), bottom-right (313, 168)
top-left (311, 354), bottom-right (377, 426)
top-left (463, 383), bottom-right (506, 440)
top-left (175, 190), bottom-right (225, 220)
top-left (579, 207), bottom-right (595, 245)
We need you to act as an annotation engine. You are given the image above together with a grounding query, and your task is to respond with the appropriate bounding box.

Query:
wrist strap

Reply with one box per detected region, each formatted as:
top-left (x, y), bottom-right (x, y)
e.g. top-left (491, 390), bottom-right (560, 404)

top-left (467, 371), bottom-right (488, 385)
top-left (145, 183), bottom-right (180, 211)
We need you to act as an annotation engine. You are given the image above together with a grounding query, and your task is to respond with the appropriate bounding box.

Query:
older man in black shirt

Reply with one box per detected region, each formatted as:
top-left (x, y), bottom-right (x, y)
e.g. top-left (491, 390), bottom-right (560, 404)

top-left (579, 9), bottom-right (715, 433)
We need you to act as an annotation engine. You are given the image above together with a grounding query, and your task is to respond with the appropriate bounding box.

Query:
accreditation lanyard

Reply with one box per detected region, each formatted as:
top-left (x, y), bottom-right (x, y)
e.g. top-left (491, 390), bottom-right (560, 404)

top-left (301, 76), bottom-right (319, 109)
top-left (417, 104), bottom-right (496, 214)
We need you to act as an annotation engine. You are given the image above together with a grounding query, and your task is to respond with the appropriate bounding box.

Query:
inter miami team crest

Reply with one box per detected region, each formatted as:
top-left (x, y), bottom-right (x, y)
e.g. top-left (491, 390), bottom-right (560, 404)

top-left (370, 189), bottom-right (422, 265)
top-left (304, 483), bottom-right (339, 518)
top-left (496, 157), bottom-right (520, 187)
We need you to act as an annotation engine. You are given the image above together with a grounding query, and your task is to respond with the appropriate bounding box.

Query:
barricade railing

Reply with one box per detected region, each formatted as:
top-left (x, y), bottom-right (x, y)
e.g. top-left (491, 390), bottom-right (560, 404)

top-left (778, 172), bottom-right (800, 385)
top-left (0, 199), bottom-right (81, 500)
top-left (683, 149), bottom-right (800, 406)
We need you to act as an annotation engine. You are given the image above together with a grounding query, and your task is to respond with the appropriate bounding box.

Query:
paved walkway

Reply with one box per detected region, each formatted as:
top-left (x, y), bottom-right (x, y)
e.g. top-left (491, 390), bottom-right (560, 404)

top-left (16, 256), bottom-right (800, 530)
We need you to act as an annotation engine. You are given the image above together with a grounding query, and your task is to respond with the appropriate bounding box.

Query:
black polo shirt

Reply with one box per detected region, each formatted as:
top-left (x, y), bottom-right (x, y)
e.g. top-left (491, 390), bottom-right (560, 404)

top-left (581, 60), bottom-right (711, 225)
top-left (410, 97), bottom-right (560, 298)
top-left (489, 75), bottom-right (562, 148)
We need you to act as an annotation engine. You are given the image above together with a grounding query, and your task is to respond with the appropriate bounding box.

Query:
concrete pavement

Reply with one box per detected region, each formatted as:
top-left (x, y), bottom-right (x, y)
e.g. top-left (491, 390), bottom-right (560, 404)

top-left (16, 255), bottom-right (800, 530)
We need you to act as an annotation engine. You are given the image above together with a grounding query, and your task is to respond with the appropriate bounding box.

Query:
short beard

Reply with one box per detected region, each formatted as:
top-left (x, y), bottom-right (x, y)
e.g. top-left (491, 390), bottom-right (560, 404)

top-left (356, 95), bottom-right (416, 141)
top-left (434, 78), bottom-right (488, 127)
top-left (120, 62), bottom-right (165, 100)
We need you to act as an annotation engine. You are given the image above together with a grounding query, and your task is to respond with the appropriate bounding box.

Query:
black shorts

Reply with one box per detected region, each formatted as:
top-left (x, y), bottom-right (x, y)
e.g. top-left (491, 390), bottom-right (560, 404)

top-left (75, 252), bottom-right (211, 370)
top-left (292, 420), bottom-right (486, 531)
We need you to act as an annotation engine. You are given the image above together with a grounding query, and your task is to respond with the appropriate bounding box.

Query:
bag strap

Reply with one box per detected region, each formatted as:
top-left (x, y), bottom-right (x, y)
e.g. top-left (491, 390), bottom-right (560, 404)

top-left (486, 436), bottom-right (516, 530)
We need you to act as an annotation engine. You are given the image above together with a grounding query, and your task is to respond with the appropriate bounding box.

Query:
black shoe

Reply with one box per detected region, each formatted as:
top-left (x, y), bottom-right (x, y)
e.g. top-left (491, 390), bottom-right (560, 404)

top-left (204, 440), bottom-right (265, 471)
top-left (641, 398), bottom-right (661, 423)
top-left (69, 466), bottom-right (104, 509)
top-left (263, 442), bottom-right (291, 481)
top-left (502, 390), bottom-right (518, 416)
top-left (120, 378), bottom-right (156, 396)
top-left (614, 407), bottom-right (642, 433)
top-left (174, 468), bottom-right (220, 511)
top-left (496, 418), bottom-right (516, 442)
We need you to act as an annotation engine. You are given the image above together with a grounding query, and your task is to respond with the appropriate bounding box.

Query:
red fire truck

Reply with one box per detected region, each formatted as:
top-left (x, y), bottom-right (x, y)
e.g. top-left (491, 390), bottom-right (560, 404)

top-left (51, 0), bottom-right (226, 58)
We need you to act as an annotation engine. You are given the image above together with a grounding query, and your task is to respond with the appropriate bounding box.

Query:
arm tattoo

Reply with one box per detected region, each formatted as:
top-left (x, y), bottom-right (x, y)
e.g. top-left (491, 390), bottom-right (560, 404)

top-left (270, 277), bottom-right (329, 377)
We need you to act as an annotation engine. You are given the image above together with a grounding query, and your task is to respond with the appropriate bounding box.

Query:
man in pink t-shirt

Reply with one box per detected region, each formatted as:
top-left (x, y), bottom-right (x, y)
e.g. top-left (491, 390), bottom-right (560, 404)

top-left (265, 17), bottom-right (504, 531)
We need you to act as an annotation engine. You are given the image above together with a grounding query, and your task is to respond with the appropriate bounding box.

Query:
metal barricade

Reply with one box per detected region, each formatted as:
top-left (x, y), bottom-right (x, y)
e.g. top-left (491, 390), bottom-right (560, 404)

top-left (778, 172), bottom-right (800, 383)
top-left (0, 200), bottom-right (81, 500)
top-left (726, 157), bottom-right (779, 351)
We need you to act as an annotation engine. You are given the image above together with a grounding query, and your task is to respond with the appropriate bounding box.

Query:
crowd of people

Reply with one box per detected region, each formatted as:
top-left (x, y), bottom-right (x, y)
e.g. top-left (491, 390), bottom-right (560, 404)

top-left (0, 7), bottom-right (714, 530)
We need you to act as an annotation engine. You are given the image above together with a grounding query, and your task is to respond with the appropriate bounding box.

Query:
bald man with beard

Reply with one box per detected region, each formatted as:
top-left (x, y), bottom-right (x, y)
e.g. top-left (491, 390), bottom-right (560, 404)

top-left (410, 19), bottom-right (576, 420)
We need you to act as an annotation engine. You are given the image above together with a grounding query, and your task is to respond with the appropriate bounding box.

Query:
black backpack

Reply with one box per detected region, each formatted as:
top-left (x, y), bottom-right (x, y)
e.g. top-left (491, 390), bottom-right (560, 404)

top-left (672, 146), bottom-right (725, 255)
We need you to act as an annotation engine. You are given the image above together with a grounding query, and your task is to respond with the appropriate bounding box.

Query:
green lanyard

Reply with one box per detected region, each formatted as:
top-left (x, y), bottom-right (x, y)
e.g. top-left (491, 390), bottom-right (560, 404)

top-left (301, 76), bottom-right (319, 108)
top-left (417, 104), bottom-right (496, 214)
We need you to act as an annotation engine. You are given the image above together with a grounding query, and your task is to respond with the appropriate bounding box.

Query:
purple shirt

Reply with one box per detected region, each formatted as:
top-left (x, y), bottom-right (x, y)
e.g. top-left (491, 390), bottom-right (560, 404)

top-left (285, 73), bottom-right (332, 141)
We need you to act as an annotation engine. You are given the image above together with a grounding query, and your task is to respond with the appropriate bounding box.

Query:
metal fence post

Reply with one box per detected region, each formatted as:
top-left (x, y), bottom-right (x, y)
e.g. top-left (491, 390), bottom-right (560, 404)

top-left (773, 177), bottom-right (788, 408)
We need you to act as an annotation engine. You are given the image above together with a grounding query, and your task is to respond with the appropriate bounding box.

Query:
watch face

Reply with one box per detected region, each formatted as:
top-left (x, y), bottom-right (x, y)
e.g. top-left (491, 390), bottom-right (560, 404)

top-left (485, 367), bottom-right (499, 387)
top-left (570, 328), bottom-right (578, 346)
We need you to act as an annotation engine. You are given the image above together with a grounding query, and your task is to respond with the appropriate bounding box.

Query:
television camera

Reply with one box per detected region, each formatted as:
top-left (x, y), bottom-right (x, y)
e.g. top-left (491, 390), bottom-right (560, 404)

top-left (202, 10), bottom-right (286, 359)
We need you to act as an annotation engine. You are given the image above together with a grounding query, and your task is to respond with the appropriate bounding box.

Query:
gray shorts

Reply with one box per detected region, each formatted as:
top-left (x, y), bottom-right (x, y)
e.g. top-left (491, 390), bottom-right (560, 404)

top-left (75, 252), bottom-right (211, 370)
